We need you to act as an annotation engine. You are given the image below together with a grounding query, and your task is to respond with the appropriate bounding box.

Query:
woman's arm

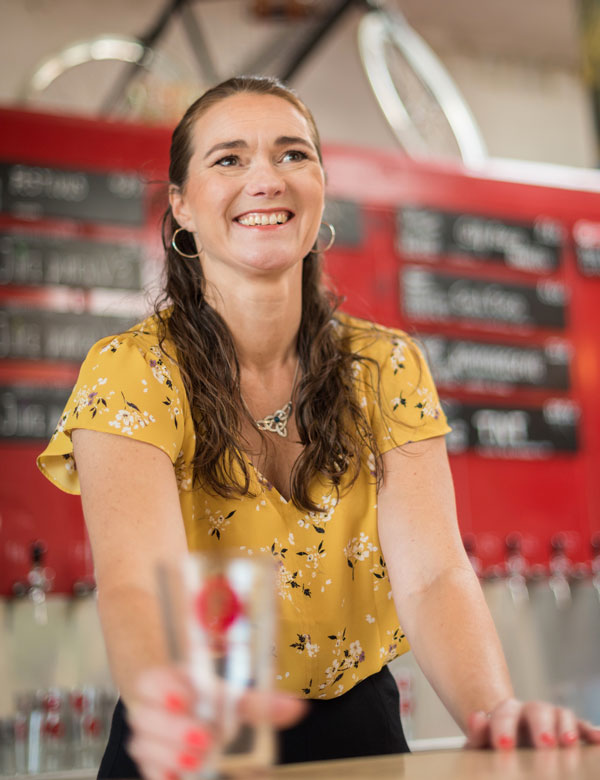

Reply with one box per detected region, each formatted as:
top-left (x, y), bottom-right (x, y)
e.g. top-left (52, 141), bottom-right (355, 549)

top-left (73, 428), bottom-right (305, 779)
top-left (377, 435), bottom-right (599, 748)
top-left (377, 435), bottom-right (512, 730)
top-left (72, 428), bottom-right (189, 707)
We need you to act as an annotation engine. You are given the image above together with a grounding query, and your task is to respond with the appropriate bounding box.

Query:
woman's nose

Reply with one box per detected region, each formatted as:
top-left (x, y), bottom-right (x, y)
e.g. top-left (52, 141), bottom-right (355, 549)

top-left (245, 161), bottom-right (285, 198)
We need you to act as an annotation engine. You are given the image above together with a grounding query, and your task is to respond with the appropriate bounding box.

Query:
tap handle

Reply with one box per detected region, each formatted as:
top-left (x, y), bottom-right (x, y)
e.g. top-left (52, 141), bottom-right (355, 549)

top-left (550, 533), bottom-right (568, 555)
top-left (505, 533), bottom-right (522, 554)
top-left (31, 540), bottom-right (46, 566)
top-left (462, 534), bottom-right (476, 554)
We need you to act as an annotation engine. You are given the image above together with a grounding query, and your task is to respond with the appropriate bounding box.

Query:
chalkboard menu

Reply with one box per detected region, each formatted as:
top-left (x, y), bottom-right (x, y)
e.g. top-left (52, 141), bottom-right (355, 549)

top-left (0, 308), bottom-right (138, 362)
top-left (402, 267), bottom-right (567, 330)
top-left (443, 398), bottom-right (579, 456)
top-left (0, 162), bottom-right (145, 225)
top-left (421, 335), bottom-right (570, 392)
top-left (573, 219), bottom-right (600, 277)
top-left (0, 384), bottom-right (71, 440)
top-left (398, 206), bottom-right (563, 272)
top-left (0, 232), bottom-right (142, 290)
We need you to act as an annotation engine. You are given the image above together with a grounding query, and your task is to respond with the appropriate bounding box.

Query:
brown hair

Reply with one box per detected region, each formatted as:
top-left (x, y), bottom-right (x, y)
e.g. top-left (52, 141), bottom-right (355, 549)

top-left (154, 75), bottom-right (382, 511)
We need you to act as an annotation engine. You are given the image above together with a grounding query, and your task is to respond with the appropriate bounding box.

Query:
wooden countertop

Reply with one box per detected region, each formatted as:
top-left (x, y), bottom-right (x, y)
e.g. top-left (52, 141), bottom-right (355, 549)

top-left (272, 745), bottom-right (600, 779)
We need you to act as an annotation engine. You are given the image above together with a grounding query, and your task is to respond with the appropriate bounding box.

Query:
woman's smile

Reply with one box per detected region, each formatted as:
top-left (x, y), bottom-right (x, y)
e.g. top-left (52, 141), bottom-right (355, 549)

top-left (235, 209), bottom-right (294, 227)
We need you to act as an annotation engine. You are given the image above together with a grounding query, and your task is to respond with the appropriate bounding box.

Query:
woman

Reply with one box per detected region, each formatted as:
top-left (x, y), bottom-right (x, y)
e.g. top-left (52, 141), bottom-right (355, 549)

top-left (38, 76), bottom-right (600, 779)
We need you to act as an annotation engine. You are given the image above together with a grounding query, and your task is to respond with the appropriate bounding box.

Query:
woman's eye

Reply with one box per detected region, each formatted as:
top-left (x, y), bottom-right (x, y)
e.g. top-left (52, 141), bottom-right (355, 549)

top-left (282, 150), bottom-right (308, 163)
top-left (215, 155), bottom-right (239, 167)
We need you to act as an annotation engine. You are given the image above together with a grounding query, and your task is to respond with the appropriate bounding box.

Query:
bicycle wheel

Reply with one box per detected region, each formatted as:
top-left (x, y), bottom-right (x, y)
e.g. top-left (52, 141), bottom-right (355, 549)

top-left (20, 34), bottom-right (200, 122)
top-left (358, 8), bottom-right (487, 166)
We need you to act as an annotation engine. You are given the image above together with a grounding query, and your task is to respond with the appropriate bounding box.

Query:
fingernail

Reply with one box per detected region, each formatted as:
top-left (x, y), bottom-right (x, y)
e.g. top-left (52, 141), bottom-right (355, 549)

top-left (563, 731), bottom-right (578, 745)
top-left (540, 732), bottom-right (556, 747)
top-left (165, 693), bottom-right (186, 713)
top-left (185, 728), bottom-right (211, 750)
top-left (178, 752), bottom-right (201, 770)
top-left (164, 772), bottom-right (179, 780)
top-left (498, 735), bottom-right (514, 750)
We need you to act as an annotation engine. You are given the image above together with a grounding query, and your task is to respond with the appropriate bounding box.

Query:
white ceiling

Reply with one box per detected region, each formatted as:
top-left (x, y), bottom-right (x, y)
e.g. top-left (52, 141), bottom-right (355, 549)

top-left (397, 0), bottom-right (582, 68)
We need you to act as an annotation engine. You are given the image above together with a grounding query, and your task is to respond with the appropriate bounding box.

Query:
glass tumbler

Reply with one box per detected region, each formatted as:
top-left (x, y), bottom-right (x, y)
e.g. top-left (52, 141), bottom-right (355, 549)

top-left (157, 552), bottom-right (276, 778)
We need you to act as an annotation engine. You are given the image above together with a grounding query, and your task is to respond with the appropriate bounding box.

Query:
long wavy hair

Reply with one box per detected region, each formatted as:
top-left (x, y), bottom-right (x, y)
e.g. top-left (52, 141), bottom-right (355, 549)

top-left (154, 75), bottom-right (382, 512)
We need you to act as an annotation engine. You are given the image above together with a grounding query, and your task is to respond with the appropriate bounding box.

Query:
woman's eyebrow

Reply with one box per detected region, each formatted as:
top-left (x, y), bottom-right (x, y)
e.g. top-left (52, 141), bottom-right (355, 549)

top-left (274, 136), bottom-right (313, 149)
top-left (203, 136), bottom-right (314, 159)
top-left (203, 140), bottom-right (247, 159)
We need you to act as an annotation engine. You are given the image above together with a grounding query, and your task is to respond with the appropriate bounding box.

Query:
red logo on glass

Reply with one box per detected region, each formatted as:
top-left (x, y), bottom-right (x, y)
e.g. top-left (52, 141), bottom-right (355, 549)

top-left (195, 574), bottom-right (243, 634)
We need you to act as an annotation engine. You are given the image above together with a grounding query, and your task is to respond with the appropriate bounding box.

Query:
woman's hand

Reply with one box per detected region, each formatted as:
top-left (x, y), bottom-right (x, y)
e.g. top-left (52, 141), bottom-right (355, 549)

top-left (126, 666), bottom-right (307, 780)
top-left (466, 698), bottom-right (600, 750)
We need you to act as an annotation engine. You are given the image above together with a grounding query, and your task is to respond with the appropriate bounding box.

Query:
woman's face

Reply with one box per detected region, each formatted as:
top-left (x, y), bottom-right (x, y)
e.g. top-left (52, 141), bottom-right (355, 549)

top-left (170, 93), bottom-right (325, 279)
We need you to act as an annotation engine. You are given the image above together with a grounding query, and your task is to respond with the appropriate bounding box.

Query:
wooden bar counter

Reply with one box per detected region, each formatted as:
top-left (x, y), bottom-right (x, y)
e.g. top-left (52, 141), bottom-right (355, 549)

top-left (272, 746), bottom-right (600, 779)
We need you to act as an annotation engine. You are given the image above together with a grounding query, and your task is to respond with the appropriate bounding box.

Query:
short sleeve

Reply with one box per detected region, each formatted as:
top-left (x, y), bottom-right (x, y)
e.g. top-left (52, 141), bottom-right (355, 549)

top-left (37, 331), bottom-right (186, 495)
top-left (359, 328), bottom-right (451, 454)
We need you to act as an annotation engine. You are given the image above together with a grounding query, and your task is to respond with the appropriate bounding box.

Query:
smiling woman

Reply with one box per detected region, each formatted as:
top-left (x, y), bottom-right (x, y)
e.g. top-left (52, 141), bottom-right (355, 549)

top-left (36, 75), bottom-right (600, 780)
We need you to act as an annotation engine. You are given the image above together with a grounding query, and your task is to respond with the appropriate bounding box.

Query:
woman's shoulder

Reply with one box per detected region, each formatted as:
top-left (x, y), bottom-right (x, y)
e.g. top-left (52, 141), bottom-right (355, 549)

top-left (78, 307), bottom-right (183, 398)
top-left (332, 311), bottom-right (413, 357)
top-left (86, 308), bottom-right (176, 364)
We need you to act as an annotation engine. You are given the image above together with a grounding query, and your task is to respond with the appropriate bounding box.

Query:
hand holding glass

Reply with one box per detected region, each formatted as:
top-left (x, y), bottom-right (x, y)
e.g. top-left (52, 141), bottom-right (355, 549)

top-left (157, 552), bottom-right (276, 777)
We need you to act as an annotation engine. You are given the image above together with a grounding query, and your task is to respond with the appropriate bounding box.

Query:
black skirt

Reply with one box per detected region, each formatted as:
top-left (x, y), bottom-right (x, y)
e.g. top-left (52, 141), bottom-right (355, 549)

top-left (97, 665), bottom-right (410, 778)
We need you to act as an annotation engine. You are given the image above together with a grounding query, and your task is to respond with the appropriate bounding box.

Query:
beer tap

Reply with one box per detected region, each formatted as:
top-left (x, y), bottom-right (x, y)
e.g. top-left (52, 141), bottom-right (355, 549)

top-left (504, 533), bottom-right (529, 606)
top-left (591, 534), bottom-right (600, 603)
top-left (548, 533), bottom-right (572, 610)
top-left (12, 541), bottom-right (54, 624)
top-left (72, 577), bottom-right (96, 598)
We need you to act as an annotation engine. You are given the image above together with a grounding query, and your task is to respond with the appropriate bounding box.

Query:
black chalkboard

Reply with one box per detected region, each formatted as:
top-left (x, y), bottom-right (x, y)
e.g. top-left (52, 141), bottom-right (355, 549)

top-left (401, 267), bottom-right (567, 330)
top-left (420, 334), bottom-right (570, 392)
top-left (573, 221), bottom-right (600, 277)
top-left (576, 246), bottom-right (600, 276)
top-left (0, 384), bottom-right (72, 440)
top-left (0, 162), bottom-right (145, 225)
top-left (397, 206), bottom-right (563, 273)
top-left (443, 398), bottom-right (579, 456)
top-left (0, 232), bottom-right (143, 290)
top-left (0, 308), bottom-right (139, 362)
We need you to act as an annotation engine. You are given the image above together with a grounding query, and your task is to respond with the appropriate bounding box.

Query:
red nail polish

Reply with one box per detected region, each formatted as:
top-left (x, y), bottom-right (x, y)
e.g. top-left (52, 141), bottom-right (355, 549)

top-left (498, 735), bottom-right (514, 750)
top-left (178, 752), bottom-right (200, 770)
top-left (540, 732), bottom-right (556, 747)
top-left (185, 728), bottom-right (211, 750)
top-left (165, 693), bottom-right (186, 713)
top-left (164, 772), bottom-right (179, 780)
top-left (563, 731), bottom-right (578, 745)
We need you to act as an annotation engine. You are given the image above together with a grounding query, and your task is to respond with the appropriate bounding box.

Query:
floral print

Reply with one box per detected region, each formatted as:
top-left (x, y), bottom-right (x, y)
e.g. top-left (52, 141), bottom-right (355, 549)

top-left (37, 311), bottom-right (451, 700)
top-left (391, 338), bottom-right (406, 373)
top-left (344, 532), bottom-right (378, 579)
top-left (107, 393), bottom-right (156, 435)
top-left (297, 493), bottom-right (338, 533)
top-left (319, 629), bottom-right (366, 697)
top-left (148, 346), bottom-right (174, 389)
top-left (71, 383), bottom-right (114, 420)
top-left (205, 506), bottom-right (236, 541)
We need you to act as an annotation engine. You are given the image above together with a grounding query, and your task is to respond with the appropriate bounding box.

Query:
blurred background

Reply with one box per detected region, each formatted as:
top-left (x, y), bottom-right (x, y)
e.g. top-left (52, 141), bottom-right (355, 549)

top-left (1, 0), bottom-right (600, 775)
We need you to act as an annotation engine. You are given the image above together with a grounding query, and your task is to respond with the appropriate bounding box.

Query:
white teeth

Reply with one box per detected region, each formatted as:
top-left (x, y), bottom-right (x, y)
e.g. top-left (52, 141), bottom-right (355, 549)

top-left (237, 211), bottom-right (290, 226)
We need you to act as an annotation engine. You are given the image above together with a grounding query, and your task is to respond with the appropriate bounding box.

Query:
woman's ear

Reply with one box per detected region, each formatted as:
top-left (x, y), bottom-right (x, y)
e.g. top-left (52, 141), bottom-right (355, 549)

top-left (169, 184), bottom-right (194, 232)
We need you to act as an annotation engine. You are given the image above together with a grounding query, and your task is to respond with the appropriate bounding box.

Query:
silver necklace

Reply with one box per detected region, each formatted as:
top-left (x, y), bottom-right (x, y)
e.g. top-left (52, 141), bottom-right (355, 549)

top-left (242, 360), bottom-right (300, 438)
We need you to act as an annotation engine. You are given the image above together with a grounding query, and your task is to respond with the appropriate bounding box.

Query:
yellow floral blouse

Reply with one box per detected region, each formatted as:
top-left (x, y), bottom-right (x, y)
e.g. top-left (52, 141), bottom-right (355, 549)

top-left (37, 311), bottom-right (450, 700)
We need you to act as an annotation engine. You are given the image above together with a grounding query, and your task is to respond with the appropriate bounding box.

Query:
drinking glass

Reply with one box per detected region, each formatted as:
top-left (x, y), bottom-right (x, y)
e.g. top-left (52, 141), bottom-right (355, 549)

top-left (157, 552), bottom-right (276, 778)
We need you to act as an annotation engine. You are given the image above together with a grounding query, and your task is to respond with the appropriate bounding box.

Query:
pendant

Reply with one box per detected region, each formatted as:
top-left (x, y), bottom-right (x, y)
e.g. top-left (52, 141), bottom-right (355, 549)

top-left (255, 401), bottom-right (292, 438)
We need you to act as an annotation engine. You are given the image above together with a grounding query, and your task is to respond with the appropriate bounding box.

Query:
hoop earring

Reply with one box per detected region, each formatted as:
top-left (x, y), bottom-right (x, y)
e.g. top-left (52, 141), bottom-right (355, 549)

top-left (316, 221), bottom-right (336, 253)
top-left (171, 227), bottom-right (200, 259)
